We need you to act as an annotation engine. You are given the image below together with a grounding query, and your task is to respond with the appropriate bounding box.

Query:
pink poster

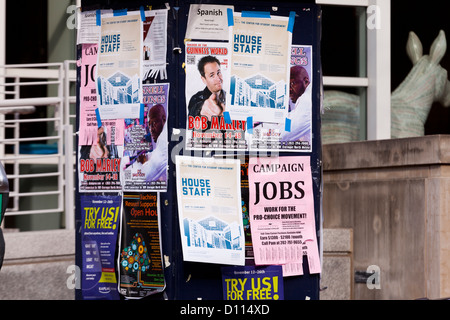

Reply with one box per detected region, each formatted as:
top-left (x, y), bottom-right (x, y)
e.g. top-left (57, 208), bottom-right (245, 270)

top-left (248, 156), bottom-right (321, 276)
top-left (79, 43), bottom-right (124, 146)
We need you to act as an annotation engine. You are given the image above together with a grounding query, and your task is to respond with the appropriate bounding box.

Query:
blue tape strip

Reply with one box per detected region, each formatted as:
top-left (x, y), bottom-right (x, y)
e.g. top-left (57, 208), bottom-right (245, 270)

top-left (140, 104), bottom-right (145, 124)
top-left (96, 10), bottom-right (101, 26)
top-left (287, 11), bottom-right (296, 33)
top-left (97, 81), bottom-right (102, 105)
top-left (140, 6), bottom-right (146, 21)
top-left (229, 77), bottom-right (236, 105)
top-left (95, 109), bottom-right (102, 128)
top-left (223, 112), bottom-right (232, 124)
top-left (241, 11), bottom-right (271, 19)
top-left (114, 9), bottom-right (128, 16)
top-left (227, 8), bottom-right (234, 26)
top-left (285, 118), bottom-right (292, 132)
top-left (247, 117), bottom-right (254, 134)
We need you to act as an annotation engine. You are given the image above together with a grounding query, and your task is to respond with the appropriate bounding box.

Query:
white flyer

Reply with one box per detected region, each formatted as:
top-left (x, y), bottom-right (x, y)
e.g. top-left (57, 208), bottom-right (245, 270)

top-left (175, 156), bottom-right (245, 266)
top-left (227, 12), bottom-right (292, 123)
top-left (185, 4), bottom-right (234, 41)
top-left (96, 12), bottom-right (143, 119)
top-left (142, 9), bottom-right (168, 81)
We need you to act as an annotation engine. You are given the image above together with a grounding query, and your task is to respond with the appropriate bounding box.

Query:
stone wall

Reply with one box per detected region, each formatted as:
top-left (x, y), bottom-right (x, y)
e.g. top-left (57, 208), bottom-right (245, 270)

top-left (322, 135), bottom-right (450, 300)
top-left (0, 230), bottom-right (75, 300)
top-left (320, 228), bottom-right (353, 300)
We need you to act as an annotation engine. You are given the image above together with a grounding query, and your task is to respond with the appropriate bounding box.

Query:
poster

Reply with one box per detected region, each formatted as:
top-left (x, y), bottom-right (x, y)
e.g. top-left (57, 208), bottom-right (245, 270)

top-left (185, 4), bottom-right (234, 41)
top-left (249, 45), bottom-right (313, 152)
top-left (185, 41), bottom-right (247, 151)
top-left (118, 193), bottom-right (165, 299)
top-left (78, 133), bottom-right (122, 192)
top-left (121, 83), bottom-right (169, 192)
top-left (142, 9), bottom-right (168, 81)
top-left (227, 12), bottom-right (292, 124)
top-left (248, 156), bottom-right (321, 275)
top-left (76, 10), bottom-right (103, 45)
top-left (175, 156), bottom-right (245, 266)
top-left (80, 194), bottom-right (121, 300)
top-left (78, 43), bottom-right (124, 146)
top-left (239, 156), bottom-right (253, 258)
top-left (78, 138), bottom-right (122, 192)
top-left (97, 13), bottom-right (142, 119)
top-left (222, 265), bottom-right (284, 300)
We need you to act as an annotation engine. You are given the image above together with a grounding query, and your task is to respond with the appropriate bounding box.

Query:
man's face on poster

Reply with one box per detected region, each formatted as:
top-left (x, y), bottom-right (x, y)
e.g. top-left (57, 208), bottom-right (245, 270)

top-left (201, 62), bottom-right (223, 94)
top-left (290, 66), bottom-right (310, 103)
top-left (148, 106), bottom-right (166, 143)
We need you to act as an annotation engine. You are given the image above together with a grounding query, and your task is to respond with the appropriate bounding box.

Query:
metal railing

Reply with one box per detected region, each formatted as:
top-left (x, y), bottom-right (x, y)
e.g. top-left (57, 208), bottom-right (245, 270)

top-left (0, 61), bottom-right (77, 230)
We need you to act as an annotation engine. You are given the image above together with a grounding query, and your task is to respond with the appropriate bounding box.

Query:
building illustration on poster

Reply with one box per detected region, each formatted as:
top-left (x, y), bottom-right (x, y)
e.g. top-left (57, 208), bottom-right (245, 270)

top-left (75, 2), bottom-right (321, 301)
top-left (230, 73), bottom-right (286, 110)
top-left (97, 71), bottom-right (140, 105)
top-left (183, 216), bottom-right (243, 251)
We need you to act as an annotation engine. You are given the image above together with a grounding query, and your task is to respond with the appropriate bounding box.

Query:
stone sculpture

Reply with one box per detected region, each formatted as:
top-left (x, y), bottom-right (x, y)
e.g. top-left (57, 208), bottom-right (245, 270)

top-left (321, 90), bottom-right (360, 144)
top-left (322, 30), bottom-right (450, 144)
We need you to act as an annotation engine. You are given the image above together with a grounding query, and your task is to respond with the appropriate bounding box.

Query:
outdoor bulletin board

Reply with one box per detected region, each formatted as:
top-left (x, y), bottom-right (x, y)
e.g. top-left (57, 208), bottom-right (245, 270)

top-left (75, 0), bottom-right (322, 301)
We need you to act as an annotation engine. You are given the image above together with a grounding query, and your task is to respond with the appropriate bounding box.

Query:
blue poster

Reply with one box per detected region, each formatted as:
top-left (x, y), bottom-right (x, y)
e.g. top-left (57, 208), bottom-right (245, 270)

top-left (221, 265), bottom-right (284, 300)
top-left (80, 194), bottom-right (121, 300)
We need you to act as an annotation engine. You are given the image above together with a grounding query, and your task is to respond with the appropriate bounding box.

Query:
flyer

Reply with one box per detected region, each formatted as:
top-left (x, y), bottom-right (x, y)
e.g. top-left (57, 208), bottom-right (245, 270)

top-left (185, 41), bottom-right (247, 151)
top-left (78, 43), bottom-right (124, 146)
top-left (185, 4), bottom-right (234, 41)
top-left (249, 45), bottom-right (313, 152)
top-left (248, 156), bottom-right (321, 275)
top-left (142, 9), bottom-right (168, 81)
top-left (118, 193), bottom-right (165, 299)
top-left (97, 13), bottom-right (142, 119)
top-left (78, 140), bottom-right (123, 192)
top-left (76, 10), bottom-right (103, 45)
top-left (239, 157), bottom-right (253, 258)
top-left (222, 265), bottom-right (284, 300)
top-left (175, 156), bottom-right (245, 266)
top-left (227, 12), bottom-right (292, 124)
top-left (121, 83), bottom-right (169, 192)
top-left (80, 194), bottom-right (121, 300)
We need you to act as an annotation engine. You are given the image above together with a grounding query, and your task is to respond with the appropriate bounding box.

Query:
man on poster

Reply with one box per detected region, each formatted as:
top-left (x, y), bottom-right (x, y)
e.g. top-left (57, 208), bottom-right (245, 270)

top-left (188, 55), bottom-right (226, 121)
top-left (137, 104), bottom-right (168, 183)
top-left (251, 63), bottom-right (312, 151)
top-left (280, 65), bottom-right (312, 142)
